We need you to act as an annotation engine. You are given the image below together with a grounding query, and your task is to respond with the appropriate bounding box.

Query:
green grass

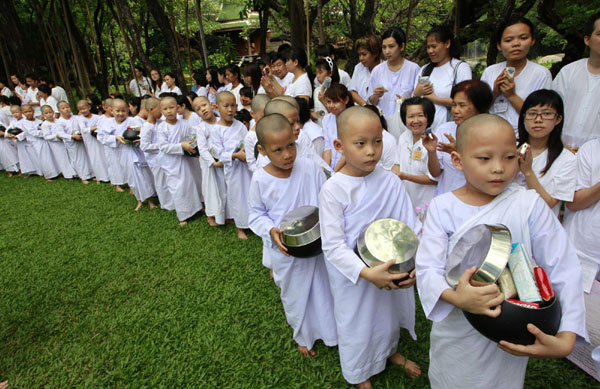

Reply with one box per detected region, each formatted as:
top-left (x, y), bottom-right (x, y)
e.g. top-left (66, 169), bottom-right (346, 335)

top-left (0, 173), bottom-right (596, 388)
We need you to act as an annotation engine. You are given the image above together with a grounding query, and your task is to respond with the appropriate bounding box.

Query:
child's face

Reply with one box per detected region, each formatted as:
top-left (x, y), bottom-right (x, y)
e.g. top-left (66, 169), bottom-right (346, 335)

top-left (251, 108), bottom-right (265, 123)
top-left (194, 99), bottom-right (214, 121)
top-left (498, 22), bottom-right (534, 62)
top-left (240, 95), bottom-right (252, 107)
top-left (451, 91), bottom-right (477, 125)
top-left (22, 106), bottom-right (35, 120)
top-left (316, 67), bottom-right (331, 84)
top-left (405, 104), bottom-right (428, 135)
top-left (42, 108), bottom-right (55, 121)
top-left (11, 107), bottom-right (21, 119)
top-left (104, 105), bottom-right (113, 116)
top-left (282, 109), bottom-right (301, 140)
top-left (285, 58), bottom-right (297, 73)
top-left (0, 82), bottom-right (5, 89)
top-left (113, 102), bottom-right (128, 122)
top-left (585, 19), bottom-right (600, 56)
top-left (244, 75), bottom-right (253, 85)
top-left (176, 104), bottom-right (186, 115)
top-left (382, 37), bottom-right (404, 62)
top-left (259, 129), bottom-right (297, 171)
top-left (334, 115), bottom-right (383, 177)
top-left (326, 97), bottom-right (348, 116)
top-left (77, 103), bottom-right (90, 117)
top-left (217, 73), bottom-right (226, 84)
top-left (217, 95), bottom-right (237, 122)
top-left (453, 123), bottom-right (519, 197)
top-left (161, 100), bottom-right (178, 122)
top-left (59, 103), bottom-right (72, 118)
top-left (523, 104), bottom-right (561, 141)
top-left (25, 77), bottom-right (37, 88)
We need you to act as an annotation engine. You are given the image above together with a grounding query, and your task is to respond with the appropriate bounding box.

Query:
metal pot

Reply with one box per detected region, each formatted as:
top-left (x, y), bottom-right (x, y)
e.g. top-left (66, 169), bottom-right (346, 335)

top-left (7, 128), bottom-right (23, 136)
top-left (355, 219), bottom-right (418, 283)
top-left (122, 127), bottom-right (140, 143)
top-left (280, 206), bottom-right (322, 258)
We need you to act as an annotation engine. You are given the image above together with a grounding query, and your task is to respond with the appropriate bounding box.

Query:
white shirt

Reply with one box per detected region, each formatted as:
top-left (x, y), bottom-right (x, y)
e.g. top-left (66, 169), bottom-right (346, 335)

top-left (284, 73), bottom-right (312, 98)
top-left (368, 59), bottom-right (420, 117)
top-left (348, 62), bottom-right (372, 101)
top-left (553, 58), bottom-right (600, 148)
top-left (167, 85), bottom-right (182, 96)
top-left (24, 87), bottom-right (41, 116)
top-left (230, 83), bottom-right (244, 111)
top-left (154, 82), bottom-right (169, 97)
top-left (52, 86), bottom-right (68, 102)
top-left (275, 72), bottom-right (295, 89)
top-left (39, 95), bottom-right (59, 113)
top-left (414, 59), bottom-right (472, 130)
top-left (129, 77), bottom-right (152, 97)
top-left (322, 113), bottom-right (342, 169)
top-left (1, 86), bottom-right (13, 97)
top-left (378, 130), bottom-right (397, 171)
top-left (481, 60), bottom-right (552, 133)
top-left (433, 122), bottom-right (465, 196)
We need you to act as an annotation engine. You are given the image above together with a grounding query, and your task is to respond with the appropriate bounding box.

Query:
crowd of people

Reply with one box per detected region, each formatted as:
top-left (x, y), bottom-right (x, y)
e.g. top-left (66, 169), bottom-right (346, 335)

top-left (1, 12), bottom-right (599, 388)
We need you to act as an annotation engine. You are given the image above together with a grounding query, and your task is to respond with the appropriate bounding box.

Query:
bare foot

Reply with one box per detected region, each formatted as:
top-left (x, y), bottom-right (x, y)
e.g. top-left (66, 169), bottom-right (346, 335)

top-left (356, 379), bottom-right (371, 389)
top-left (134, 201), bottom-right (143, 211)
top-left (46, 178), bottom-right (53, 182)
top-left (129, 188), bottom-right (134, 195)
top-left (207, 216), bottom-right (218, 226)
top-left (148, 199), bottom-right (157, 209)
top-left (115, 185), bottom-right (125, 192)
top-left (82, 180), bottom-right (89, 184)
top-left (0, 380), bottom-right (7, 389)
top-left (389, 352), bottom-right (421, 379)
top-left (96, 179), bottom-right (101, 184)
top-left (237, 228), bottom-right (248, 240)
top-left (179, 220), bottom-right (188, 226)
top-left (7, 172), bottom-right (12, 177)
top-left (270, 269), bottom-right (274, 279)
top-left (297, 345), bottom-right (316, 357)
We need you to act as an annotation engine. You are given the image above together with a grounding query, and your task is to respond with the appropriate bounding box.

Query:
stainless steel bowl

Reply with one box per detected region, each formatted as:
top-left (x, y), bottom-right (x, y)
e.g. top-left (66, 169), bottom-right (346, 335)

top-left (280, 206), bottom-right (322, 258)
top-left (355, 219), bottom-right (418, 274)
top-left (445, 224), bottom-right (512, 287)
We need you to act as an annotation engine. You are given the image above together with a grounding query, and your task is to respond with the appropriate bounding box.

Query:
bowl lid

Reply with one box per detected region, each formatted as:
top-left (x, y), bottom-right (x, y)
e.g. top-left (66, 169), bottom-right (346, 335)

top-left (280, 206), bottom-right (319, 237)
top-left (357, 219), bottom-right (418, 267)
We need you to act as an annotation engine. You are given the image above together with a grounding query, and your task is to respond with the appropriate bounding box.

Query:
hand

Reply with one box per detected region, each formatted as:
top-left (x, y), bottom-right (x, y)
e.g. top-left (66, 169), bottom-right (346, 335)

top-left (133, 139), bottom-right (141, 144)
top-left (116, 135), bottom-right (126, 145)
top-left (212, 161), bottom-right (224, 168)
top-left (498, 71), bottom-right (516, 97)
top-left (6, 133), bottom-right (17, 140)
top-left (90, 126), bottom-right (97, 132)
top-left (72, 133), bottom-right (83, 141)
top-left (360, 259), bottom-right (406, 290)
top-left (414, 80), bottom-right (433, 96)
top-left (395, 268), bottom-right (417, 289)
top-left (493, 72), bottom-right (506, 98)
top-left (395, 170), bottom-right (407, 180)
top-left (270, 228), bottom-right (289, 256)
top-left (453, 266), bottom-right (504, 317)
top-left (181, 141), bottom-right (196, 154)
top-left (422, 132), bottom-right (438, 153)
top-left (498, 328), bottom-right (576, 358)
top-left (437, 133), bottom-right (456, 154)
top-left (518, 146), bottom-right (533, 175)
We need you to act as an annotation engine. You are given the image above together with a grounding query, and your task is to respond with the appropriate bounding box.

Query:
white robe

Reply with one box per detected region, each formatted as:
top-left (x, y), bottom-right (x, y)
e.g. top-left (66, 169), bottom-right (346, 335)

top-left (33, 120), bottom-right (60, 179)
top-left (481, 60), bottom-right (552, 134)
top-left (210, 120), bottom-right (251, 228)
top-left (368, 59), bottom-right (421, 117)
top-left (553, 58), bottom-right (600, 149)
top-left (515, 148), bottom-right (576, 217)
top-left (140, 120), bottom-right (174, 210)
top-left (301, 120), bottom-right (325, 158)
top-left (79, 114), bottom-right (109, 182)
top-left (564, 138), bottom-right (600, 269)
top-left (248, 157), bottom-right (337, 349)
top-left (416, 185), bottom-right (587, 389)
top-left (42, 121), bottom-right (75, 179)
top-left (56, 116), bottom-right (94, 180)
top-left (15, 119), bottom-right (42, 175)
top-left (432, 122), bottom-right (465, 196)
top-left (120, 121), bottom-right (156, 202)
top-left (158, 119), bottom-right (203, 221)
top-left (243, 130), bottom-right (261, 174)
top-left (319, 167), bottom-right (418, 384)
top-left (97, 117), bottom-right (127, 185)
top-left (195, 121), bottom-right (225, 224)
top-left (0, 127), bottom-right (19, 172)
top-left (394, 130), bottom-right (437, 210)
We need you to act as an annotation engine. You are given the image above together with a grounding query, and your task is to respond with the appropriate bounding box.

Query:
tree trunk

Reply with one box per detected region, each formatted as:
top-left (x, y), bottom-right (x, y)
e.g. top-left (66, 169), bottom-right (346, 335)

top-left (146, 0), bottom-right (188, 94)
top-left (60, 0), bottom-right (88, 96)
top-left (61, 0), bottom-right (95, 93)
top-left (112, 0), bottom-right (152, 75)
top-left (92, 0), bottom-right (110, 97)
top-left (0, 0), bottom-right (36, 74)
top-left (258, 0), bottom-right (271, 58)
top-left (317, 0), bottom-right (325, 45)
top-left (288, 0), bottom-right (306, 51)
top-left (194, 0), bottom-right (209, 68)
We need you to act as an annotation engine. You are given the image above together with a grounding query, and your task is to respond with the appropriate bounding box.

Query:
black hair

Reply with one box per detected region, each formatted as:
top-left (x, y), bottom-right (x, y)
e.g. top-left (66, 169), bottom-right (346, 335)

top-left (277, 43), bottom-right (292, 54)
top-left (164, 72), bottom-right (177, 85)
top-left (218, 66), bottom-right (227, 76)
top-left (295, 96), bottom-right (311, 124)
top-left (400, 96), bottom-right (435, 128)
top-left (226, 64), bottom-right (243, 84)
top-left (129, 96), bottom-right (142, 113)
top-left (8, 95), bottom-right (21, 105)
top-left (324, 83), bottom-right (354, 108)
top-left (315, 44), bottom-right (333, 58)
top-left (235, 108), bottom-right (252, 124)
top-left (451, 80), bottom-right (493, 114)
top-left (38, 83), bottom-right (52, 96)
top-left (267, 51), bottom-right (279, 64)
top-left (517, 89), bottom-right (564, 177)
top-left (496, 16), bottom-right (535, 44)
top-left (240, 86), bottom-right (253, 99)
top-left (86, 93), bottom-right (102, 114)
top-left (585, 12), bottom-right (600, 37)
top-left (193, 71), bottom-right (207, 87)
top-left (176, 94), bottom-right (193, 111)
top-left (39, 76), bottom-right (55, 85)
top-left (381, 26), bottom-right (407, 47)
top-left (282, 47), bottom-right (308, 68)
top-left (24, 73), bottom-right (38, 81)
top-left (150, 69), bottom-right (163, 93)
top-left (422, 24), bottom-right (461, 77)
top-left (207, 66), bottom-right (222, 90)
top-left (0, 95), bottom-right (9, 105)
top-left (243, 62), bottom-right (262, 95)
top-left (134, 65), bottom-right (146, 76)
top-left (315, 57), bottom-right (340, 83)
top-left (363, 104), bottom-right (388, 131)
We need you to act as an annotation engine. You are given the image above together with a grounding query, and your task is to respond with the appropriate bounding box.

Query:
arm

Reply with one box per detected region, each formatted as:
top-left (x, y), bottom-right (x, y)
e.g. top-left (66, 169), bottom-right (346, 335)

top-left (157, 124), bottom-right (184, 155)
top-left (568, 183), bottom-right (600, 211)
top-left (139, 124), bottom-right (160, 154)
top-left (519, 152), bottom-right (559, 209)
top-left (350, 90), bottom-right (367, 106)
top-left (423, 133), bottom-right (442, 177)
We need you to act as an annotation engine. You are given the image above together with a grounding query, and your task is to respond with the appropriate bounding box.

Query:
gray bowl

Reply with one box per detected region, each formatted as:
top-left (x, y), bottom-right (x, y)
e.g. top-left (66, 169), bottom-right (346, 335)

top-left (280, 206), bottom-right (322, 258)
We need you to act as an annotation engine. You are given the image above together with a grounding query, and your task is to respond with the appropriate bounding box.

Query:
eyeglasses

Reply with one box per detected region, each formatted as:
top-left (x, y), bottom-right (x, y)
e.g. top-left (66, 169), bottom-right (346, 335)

top-left (524, 111), bottom-right (558, 120)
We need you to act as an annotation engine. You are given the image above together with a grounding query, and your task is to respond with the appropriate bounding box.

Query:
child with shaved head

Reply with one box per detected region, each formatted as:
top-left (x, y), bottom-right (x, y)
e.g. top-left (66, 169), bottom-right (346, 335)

top-left (319, 106), bottom-right (421, 387)
top-left (97, 98), bottom-right (127, 191)
top-left (11, 104), bottom-right (42, 176)
top-left (248, 113), bottom-right (337, 356)
top-left (77, 100), bottom-right (109, 183)
top-left (416, 114), bottom-right (586, 388)
top-left (243, 94), bottom-right (270, 174)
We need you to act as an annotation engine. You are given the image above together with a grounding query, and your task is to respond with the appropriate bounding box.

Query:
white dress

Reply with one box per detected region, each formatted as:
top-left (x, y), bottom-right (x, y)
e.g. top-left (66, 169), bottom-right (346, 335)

top-left (97, 117), bottom-right (127, 185)
top-left (432, 122), bottom-right (465, 196)
top-left (119, 118), bottom-right (156, 202)
top-left (284, 73), bottom-right (312, 98)
top-left (319, 167), bottom-right (418, 384)
top-left (195, 121), bottom-right (225, 224)
top-left (248, 157), bottom-right (338, 349)
top-left (416, 185), bottom-right (587, 389)
top-left (414, 59), bottom-right (472, 130)
top-left (33, 120), bottom-right (60, 179)
top-left (79, 114), bottom-right (109, 182)
top-left (0, 123), bottom-right (19, 172)
top-left (395, 130), bottom-right (437, 210)
top-left (158, 120), bottom-right (204, 221)
top-left (56, 116), bottom-right (94, 180)
top-left (51, 86), bottom-right (68, 102)
top-left (348, 62), bottom-right (372, 102)
top-left (210, 120), bottom-right (251, 228)
top-left (243, 130), bottom-right (260, 174)
top-left (368, 59), bottom-right (420, 117)
top-left (553, 58), bottom-right (600, 149)
top-left (515, 148), bottom-right (576, 217)
top-left (481, 60), bottom-right (552, 134)
top-left (42, 120), bottom-right (75, 179)
top-left (14, 118), bottom-right (42, 175)
top-left (140, 120), bottom-right (174, 210)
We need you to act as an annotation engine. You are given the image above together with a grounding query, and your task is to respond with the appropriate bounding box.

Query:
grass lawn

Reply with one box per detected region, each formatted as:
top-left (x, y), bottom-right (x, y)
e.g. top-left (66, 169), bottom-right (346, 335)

top-left (0, 173), bottom-right (596, 388)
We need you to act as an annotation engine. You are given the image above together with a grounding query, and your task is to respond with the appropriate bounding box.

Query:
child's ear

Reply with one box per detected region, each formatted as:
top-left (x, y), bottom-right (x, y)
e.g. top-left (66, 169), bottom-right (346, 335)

top-left (451, 151), bottom-right (463, 172)
top-left (250, 110), bottom-right (256, 119)
top-left (333, 138), bottom-right (343, 154)
top-left (257, 143), bottom-right (266, 156)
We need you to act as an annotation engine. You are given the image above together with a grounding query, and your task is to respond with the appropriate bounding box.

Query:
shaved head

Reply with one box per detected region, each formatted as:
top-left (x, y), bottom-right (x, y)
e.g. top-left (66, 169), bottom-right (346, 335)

top-left (272, 95), bottom-right (299, 110)
top-left (103, 98), bottom-right (113, 108)
top-left (456, 114), bottom-right (514, 152)
top-left (264, 100), bottom-right (296, 116)
top-left (251, 94), bottom-right (271, 112)
top-left (145, 97), bottom-right (160, 109)
top-left (256, 113), bottom-right (293, 147)
top-left (336, 106), bottom-right (381, 138)
top-left (112, 98), bottom-right (127, 109)
top-left (57, 101), bottom-right (70, 109)
top-left (77, 100), bottom-right (90, 107)
top-left (216, 91), bottom-right (235, 105)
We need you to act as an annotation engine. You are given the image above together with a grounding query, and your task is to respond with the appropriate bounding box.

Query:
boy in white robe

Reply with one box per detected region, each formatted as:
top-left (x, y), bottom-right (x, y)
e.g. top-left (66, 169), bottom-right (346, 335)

top-left (192, 96), bottom-right (226, 226)
top-left (157, 96), bottom-right (203, 225)
top-left (243, 94), bottom-right (270, 174)
top-left (77, 100), bottom-right (109, 183)
top-left (210, 91), bottom-right (251, 239)
top-left (416, 114), bottom-right (587, 388)
top-left (112, 99), bottom-right (157, 211)
top-left (1, 106), bottom-right (21, 176)
top-left (41, 106), bottom-right (74, 179)
top-left (97, 99), bottom-right (127, 192)
top-left (248, 113), bottom-right (337, 356)
top-left (140, 97), bottom-right (174, 211)
top-left (319, 106), bottom-right (421, 387)
top-left (13, 105), bottom-right (42, 176)
top-left (35, 105), bottom-right (61, 180)
top-left (56, 101), bottom-right (94, 183)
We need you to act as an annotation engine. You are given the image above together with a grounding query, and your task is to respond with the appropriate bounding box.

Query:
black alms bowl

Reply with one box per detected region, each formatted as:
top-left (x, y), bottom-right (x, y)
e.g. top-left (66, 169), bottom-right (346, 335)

top-left (122, 128), bottom-right (140, 142)
top-left (463, 297), bottom-right (561, 345)
top-left (184, 146), bottom-right (199, 157)
top-left (7, 128), bottom-right (23, 136)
